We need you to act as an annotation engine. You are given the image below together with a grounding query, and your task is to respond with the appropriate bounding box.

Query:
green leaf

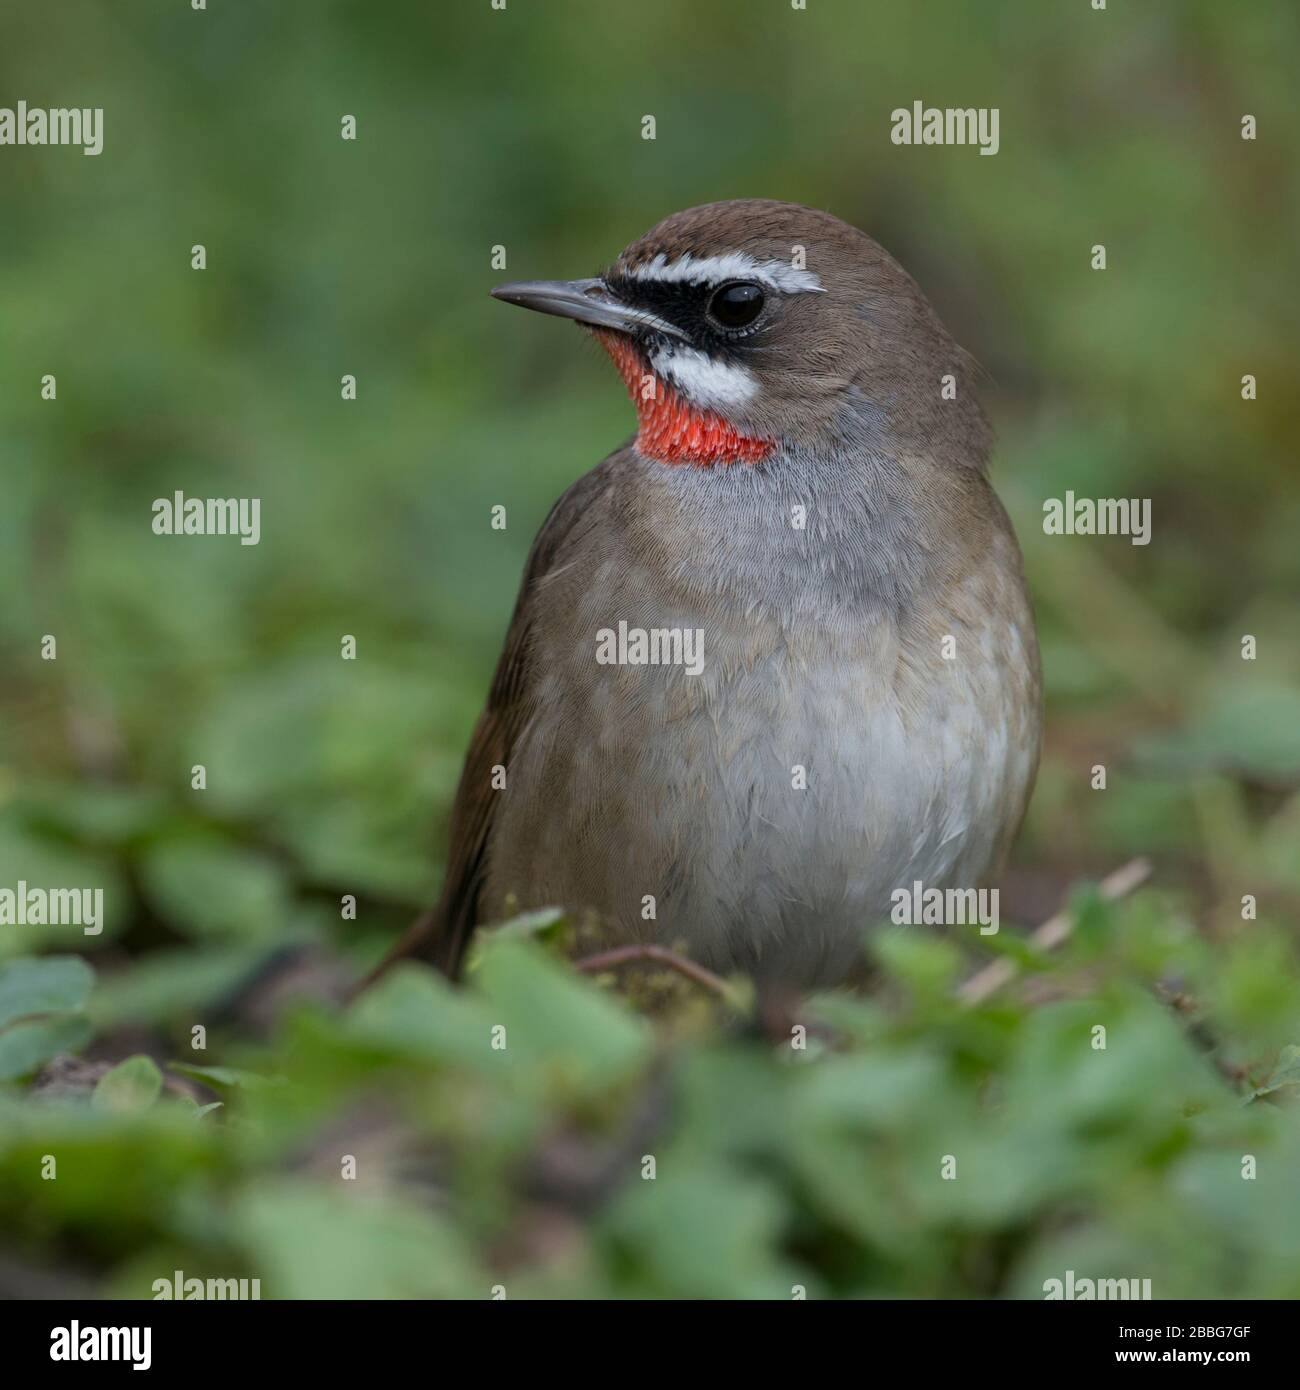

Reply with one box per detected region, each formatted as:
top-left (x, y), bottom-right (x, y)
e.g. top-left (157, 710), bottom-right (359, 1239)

top-left (474, 937), bottom-right (652, 1092)
top-left (0, 1014), bottom-right (93, 1081)
top-left (0, 955), bottom-right (94, 1030)
top-left (469, 907), bottom-right (567, 954)
top-left (92, 1056), bottom-right (164, 1114)
top-left (344, 962), bottom-right (501, 1071)
top-left (1249, 1043), bottom-right (1300, 1101)
top-left (794, 1048), bottom-right (948, 1129)
top-left (88, 943), bottom-right (271, 1028)
top-left (871, 926), bottom-right (962, 1001)
top-left (1137, 681), bottom-right (1300, 780)
top-left (0, 822), bottom-right (126, 954)
top-left (15, 780), bottom-right (171, 846)
top-left (234, 1182), bottom-right (483, 1299)
top-left (604, 1165), bottom-right (797, 1298)
top-left (137, 837), bottom-right (291, 940)
top-left (169, 1063), bottom-right (275, 1091)
top-left (0, 956), bottom-right (96, 1081)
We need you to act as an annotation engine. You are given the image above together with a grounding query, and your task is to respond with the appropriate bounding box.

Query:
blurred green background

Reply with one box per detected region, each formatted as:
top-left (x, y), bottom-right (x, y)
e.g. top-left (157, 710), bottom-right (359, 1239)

top-left (1, 0), bottom-right (1299, 1299)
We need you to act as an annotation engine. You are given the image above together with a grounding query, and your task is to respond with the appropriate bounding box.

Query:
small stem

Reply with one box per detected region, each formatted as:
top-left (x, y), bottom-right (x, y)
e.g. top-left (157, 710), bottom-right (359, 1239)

top-left (956, 857), bottom-right (1152, 1007)
top-left (574, 944), bottom-right (730, 997)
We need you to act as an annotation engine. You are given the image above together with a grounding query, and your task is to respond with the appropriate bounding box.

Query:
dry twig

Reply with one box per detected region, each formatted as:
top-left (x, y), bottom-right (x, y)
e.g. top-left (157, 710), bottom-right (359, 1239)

top-left (956, 857), bottom-right (1153, 1007)
top-left (573, 943), bottom-right (731, 997)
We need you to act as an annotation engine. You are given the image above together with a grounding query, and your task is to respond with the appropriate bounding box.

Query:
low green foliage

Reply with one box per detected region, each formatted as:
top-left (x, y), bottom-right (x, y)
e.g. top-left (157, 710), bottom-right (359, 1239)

top-left (2, 900), bottom-right (1298, 1300)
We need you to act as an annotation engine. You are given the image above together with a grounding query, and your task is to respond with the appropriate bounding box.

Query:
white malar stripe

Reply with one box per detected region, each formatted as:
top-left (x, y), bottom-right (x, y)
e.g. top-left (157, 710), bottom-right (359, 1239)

top-left (649, 345), bottom-right (759, 410)
top-left (625, 251), bottom-right (824, 295)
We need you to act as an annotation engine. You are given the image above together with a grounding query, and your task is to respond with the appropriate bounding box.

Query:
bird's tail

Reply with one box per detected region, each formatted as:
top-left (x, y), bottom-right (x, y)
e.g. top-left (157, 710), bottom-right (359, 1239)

top-left (344, 904), bottom-right (443, 1004)
top-left (343, 887), bottom-right (476, 1004)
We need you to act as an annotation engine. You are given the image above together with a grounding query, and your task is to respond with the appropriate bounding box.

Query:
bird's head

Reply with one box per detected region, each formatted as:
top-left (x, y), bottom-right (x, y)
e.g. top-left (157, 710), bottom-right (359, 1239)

top-left (491, 199), bottom-right (987, 469)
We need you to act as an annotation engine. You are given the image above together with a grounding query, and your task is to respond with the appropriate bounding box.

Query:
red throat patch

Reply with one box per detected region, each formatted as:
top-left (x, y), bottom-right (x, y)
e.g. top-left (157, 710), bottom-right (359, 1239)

top-left (594, 331), bottom-right (774, 467)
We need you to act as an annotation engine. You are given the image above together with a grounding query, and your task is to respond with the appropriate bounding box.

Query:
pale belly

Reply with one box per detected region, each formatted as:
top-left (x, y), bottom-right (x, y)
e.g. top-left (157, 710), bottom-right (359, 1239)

top-left (483, 584), bottom-right (1040, 987)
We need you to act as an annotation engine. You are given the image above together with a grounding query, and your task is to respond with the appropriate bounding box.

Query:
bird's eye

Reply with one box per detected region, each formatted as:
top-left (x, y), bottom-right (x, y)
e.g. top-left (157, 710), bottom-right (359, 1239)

top-left (708, 281), bottom-right (765, 330)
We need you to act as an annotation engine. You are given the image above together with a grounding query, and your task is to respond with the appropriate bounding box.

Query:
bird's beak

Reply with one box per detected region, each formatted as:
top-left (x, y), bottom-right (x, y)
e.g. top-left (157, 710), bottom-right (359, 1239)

top-left (490, 277), bottom-right (689, 341)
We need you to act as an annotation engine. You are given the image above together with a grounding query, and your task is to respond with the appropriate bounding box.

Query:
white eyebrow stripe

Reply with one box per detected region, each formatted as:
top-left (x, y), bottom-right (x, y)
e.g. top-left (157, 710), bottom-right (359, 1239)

top-left (622, 251), bottom-right (825, 295)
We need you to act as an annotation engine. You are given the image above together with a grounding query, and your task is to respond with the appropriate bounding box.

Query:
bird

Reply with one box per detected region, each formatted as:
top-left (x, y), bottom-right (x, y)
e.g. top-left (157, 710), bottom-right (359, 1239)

top-left (381, 199), bottom-right (1041, 992)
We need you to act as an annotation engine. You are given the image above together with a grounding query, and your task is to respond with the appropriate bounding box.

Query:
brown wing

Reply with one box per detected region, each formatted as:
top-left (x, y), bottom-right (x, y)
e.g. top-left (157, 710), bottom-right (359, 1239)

top-left (358, 455), bottom-right (620, 989)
